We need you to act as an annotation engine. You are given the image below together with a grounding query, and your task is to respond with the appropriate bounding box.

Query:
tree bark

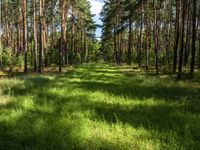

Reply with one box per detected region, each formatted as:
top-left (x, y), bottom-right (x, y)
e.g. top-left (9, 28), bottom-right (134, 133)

top-left (43, 1), bottom-right (48, 67)
top-left (153, 0), bottom-right (159, 75)
top-left (22, 0), bottom-right (28, 73)
top-left (139, 2), bottom-right (144, 68)
top-left (33, 0), bottom-right (38, 72)
top-left (127, 17), bottom-right (132, 65)
top-left (190, 0), bottom-right (197, 76)
top-left (60, 0), bottom-right (67, 72)
top-left (145, 2), bottom-right (149, 72)
top-left (177, 0), bottom-right (186, 79)
top-left (173, 0), bottom-right (180, 73)
top-left (38, 0), bottom-right (43, 73)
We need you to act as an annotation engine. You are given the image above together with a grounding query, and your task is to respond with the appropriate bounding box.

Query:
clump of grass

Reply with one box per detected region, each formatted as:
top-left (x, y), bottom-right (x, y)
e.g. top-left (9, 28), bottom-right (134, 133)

top-left (0, 63), bottom-right (200, 149)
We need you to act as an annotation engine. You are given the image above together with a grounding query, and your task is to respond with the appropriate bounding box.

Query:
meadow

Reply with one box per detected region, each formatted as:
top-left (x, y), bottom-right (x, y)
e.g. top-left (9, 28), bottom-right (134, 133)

top-left (0, 63), bottom-right (200, 150)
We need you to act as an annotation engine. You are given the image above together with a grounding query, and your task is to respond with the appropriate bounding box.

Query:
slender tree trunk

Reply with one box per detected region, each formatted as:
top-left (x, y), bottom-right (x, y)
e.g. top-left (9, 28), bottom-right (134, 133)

top-left (65, 7), bottom-right (69, 65)
top-left (33, 0), bottom-right (38, 72)
top-left (166, 1), bottom-right (172, 65)
top-left (43, 4), bottom-right (48, 67)
top-left (128, 17), bottom-right (132, 65)
top-left (153, 0), bottom-right (159, 75)
top-left (114, 24), bottom-right (117, 64)
top-left (22, 0), bottom-right (28, 74)
top-left (145, 2), bottom-right (149, 72)
top-left (173, 0), bottom-right (180, 72)
top-left (198, 9), bottom-right (200, 68)
top-left (199, 41), bottom-right (200, 68)
top-left (118, 31), bottom-right (122, 64)
top-left (184, 0), bottom-right (191, 66)
top-left (139, 2), bottom-right (144, 68)
top-left (178, 0), bottom-right (186, 79)
top-left (190, 0), bottom-right (197, 76)
top-left (16, 21), bottom-right (20, 53)
top-left (38, 0), bottom-right (43, 73)
top-left (51, 1), bottom-right (55, 49)
top-left (59, 0), bottom-right (67, 72)
top-left (0, 2), bottom-right (3, 67)
top-left (119, 27), bottom-right (123, 64)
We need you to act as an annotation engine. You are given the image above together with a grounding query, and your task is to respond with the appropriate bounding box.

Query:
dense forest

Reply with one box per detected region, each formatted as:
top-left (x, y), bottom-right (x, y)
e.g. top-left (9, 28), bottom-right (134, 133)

top-left (0, 0), bottom-right (98, 73)
top-left (100, 0), bottom-right (200, 78)
top-left (0, 0), bottom-right (200, 79)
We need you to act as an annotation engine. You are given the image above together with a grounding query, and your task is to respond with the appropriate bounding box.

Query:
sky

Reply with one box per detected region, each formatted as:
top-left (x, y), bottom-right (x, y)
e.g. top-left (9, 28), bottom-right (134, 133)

top-left (88, 0), bottom-right (104, 39)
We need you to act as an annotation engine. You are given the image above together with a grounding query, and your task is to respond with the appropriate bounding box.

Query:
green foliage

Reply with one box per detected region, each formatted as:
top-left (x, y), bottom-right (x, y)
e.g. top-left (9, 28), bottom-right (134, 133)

top-left (1, 47), bottom-right (24, 69)
top-left (88, 40), bottom-right (100, 62)
top-left (101, 41), bottom-right (114, 62)
top-left (75, 52), bottom-right (82, 64)
top-left (15, 54), bottom-right (24, 68)
top-left (48, 48), bottom-right (59, 65)
top-left (0, 63), bottom-right (199, 149)
top-left (2, 47), bottom-right (13, 68)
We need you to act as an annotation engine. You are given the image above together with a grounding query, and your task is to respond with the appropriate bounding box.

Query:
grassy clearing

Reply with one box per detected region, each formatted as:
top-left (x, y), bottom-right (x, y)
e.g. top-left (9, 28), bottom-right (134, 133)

top-left (0, 63), bottom-right (200, 150)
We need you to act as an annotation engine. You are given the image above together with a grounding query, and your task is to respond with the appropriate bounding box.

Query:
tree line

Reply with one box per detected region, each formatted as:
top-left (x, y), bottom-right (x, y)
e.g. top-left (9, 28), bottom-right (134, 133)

top-left (100, 0), bottom-right (200, 79)
top-left (0, 0), bottom-right (97, 73)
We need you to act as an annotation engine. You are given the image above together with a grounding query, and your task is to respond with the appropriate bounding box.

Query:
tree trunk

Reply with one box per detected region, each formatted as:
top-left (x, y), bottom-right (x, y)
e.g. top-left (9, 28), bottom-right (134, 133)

top-left (43, 3), bottom-right (48, 67)
top-left (33, 0), bottom-right (38, 72)
top-left (145, 2), bottom-right (149, 72)
top-left (153, 0), bottom-right (159, 75)
top-left (60, 0), bottom-right (67, 72)
top-left (22, 0), bottom-right (28, 74)
top-left (198, 8), bottom-right (200, 68)
top-left (51, 1), bottom-right (55, 50)
top-left (177, 0), bottom-right (186, 79)
top-left (114, 24), bottom-right (117, 64)
top-left (173, 0), bottom-right (180, 73)
top-left (139, 2), bottom-right (144, 68)
top-left (127, 17), bottom-right (132, 65)
top-left (190, 0), bottom-right (197, 76)
top-left (184, 0), bottom-right (191, 66)
top-left (38, 0), bottom-right (43, 73)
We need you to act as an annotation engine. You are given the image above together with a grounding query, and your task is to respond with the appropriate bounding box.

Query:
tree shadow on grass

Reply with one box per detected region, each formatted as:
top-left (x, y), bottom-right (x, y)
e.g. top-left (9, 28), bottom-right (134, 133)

top-left (0, 64), bottom-right (200, 149)
top-left (1, 90), bottom-right (144, 150)
top-left (1, 76), bottom-right (53, 97)
top-left (0, 91), bottom-right (93, 149)
top-left (74, 64), bottom-right (200, 102)
top-left (85, 100), bottom-right (200, 149)
top-left (75, 80), bottom-right (200, 101)
top-left (0, 82), bottom-right (200, 149)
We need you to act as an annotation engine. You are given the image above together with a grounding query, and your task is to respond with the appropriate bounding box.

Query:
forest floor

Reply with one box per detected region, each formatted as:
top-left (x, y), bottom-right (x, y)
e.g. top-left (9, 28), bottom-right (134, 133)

top-left (0, 63), bottom-right (200, 150)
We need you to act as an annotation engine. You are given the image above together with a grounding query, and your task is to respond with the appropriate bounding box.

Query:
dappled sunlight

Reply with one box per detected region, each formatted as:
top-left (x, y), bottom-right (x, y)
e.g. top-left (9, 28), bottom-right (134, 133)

top-left (0, 63), bottom-right (200, 149)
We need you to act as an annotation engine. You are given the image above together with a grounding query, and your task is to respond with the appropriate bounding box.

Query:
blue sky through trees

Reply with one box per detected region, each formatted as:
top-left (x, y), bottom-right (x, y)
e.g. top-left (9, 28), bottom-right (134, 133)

top-left (88, 0), bottom-right (104, 39)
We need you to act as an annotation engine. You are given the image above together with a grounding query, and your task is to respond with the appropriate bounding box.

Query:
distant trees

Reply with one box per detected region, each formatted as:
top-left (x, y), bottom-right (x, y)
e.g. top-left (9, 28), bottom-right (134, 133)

top-left (101, 0), bottom-right (200, 78)
top-left (1, 0), bottom-right (200, 79)
top-left (0, 0), bottom-right (96, 73)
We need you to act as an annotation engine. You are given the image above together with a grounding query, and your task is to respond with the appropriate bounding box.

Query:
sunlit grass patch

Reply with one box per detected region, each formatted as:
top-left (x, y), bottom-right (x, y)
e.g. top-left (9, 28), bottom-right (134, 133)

top-left (0, 63), bottom-right (200, 149)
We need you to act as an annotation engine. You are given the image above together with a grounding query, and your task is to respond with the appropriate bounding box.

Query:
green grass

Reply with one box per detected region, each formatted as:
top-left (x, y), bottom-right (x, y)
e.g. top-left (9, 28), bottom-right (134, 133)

top-left (0, 63), bottom-right (200, 150)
